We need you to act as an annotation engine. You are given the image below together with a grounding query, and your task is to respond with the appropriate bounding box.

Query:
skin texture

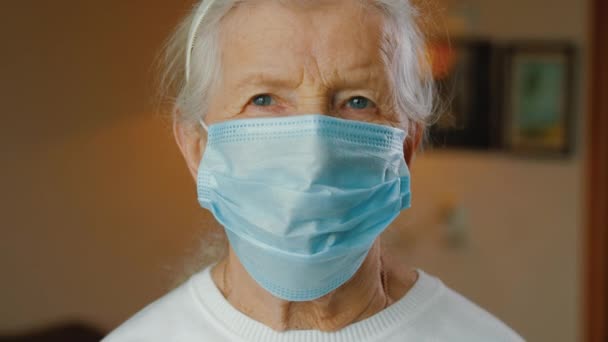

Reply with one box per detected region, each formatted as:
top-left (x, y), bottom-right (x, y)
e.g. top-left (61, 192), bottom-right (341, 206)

top-left (174, 0), bottom-right (422, 332)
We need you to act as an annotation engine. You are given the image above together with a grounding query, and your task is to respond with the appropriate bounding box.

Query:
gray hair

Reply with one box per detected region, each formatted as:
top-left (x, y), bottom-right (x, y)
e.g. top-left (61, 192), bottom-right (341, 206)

top-left (158, 0), bottom-right (434, 134)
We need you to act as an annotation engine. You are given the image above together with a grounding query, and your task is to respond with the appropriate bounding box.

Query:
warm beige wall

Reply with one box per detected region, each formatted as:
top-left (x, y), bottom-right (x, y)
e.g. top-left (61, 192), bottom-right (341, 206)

top-left (399, 0), bottom-right (587, 341)
top-left (0, 0), bottom-right (212, 332)
top-left (0, 0), bottom-right (587, 341)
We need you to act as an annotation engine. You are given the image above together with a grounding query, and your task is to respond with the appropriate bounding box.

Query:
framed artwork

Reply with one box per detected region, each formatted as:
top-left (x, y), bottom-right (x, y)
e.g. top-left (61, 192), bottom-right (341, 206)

top-left (427, 39), bottom-right (498, 149)
top-left (501, 42), bottom-right (575, 156)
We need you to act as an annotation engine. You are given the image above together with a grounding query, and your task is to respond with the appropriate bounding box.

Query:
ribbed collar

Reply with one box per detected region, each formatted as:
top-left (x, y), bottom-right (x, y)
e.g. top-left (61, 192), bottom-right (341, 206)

top-left (187, 266), bottom-right (444, 342)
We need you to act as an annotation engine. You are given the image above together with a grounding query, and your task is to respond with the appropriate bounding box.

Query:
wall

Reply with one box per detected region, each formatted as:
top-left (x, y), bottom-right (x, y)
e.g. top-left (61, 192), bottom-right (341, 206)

top-left (0, 0), bottom-right (214, 332)
top-left (0, 0), bottom-right (586, 341)
top-left (399, 0), bottom-right (587, 341)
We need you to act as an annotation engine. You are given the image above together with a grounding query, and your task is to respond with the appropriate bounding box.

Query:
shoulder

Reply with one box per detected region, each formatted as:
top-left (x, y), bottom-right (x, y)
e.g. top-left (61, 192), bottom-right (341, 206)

top-left (413, 270), bottom-right (525, 342)
top-left (102, 270), bottom-right (215, 342)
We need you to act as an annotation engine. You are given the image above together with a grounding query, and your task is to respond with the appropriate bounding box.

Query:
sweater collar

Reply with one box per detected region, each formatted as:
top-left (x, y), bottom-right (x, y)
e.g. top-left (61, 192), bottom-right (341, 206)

top-left (188, 266), bottom-right (443, 342)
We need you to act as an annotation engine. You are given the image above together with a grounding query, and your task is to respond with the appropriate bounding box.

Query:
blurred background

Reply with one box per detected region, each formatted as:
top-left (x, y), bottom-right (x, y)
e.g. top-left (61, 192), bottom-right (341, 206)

top-left (0, 0), bottom-right (602, 341)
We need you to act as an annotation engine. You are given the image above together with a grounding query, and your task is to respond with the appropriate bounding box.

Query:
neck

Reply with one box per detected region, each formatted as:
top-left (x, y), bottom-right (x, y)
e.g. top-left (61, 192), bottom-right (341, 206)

top-left (210, 239), bottom-right (418, 332)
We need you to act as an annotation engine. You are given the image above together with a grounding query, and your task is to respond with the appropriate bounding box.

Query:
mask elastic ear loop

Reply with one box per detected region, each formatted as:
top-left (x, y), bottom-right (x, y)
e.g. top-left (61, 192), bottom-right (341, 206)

top-left (199, 118), bottom-right (209, 132)
top-left (185, 0), bottom-right (215, 83)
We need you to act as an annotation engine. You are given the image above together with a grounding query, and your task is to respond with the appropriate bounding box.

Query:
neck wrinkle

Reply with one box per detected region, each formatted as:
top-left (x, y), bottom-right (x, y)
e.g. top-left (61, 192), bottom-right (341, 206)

top-left (213, 240), bottom-right (397, 332)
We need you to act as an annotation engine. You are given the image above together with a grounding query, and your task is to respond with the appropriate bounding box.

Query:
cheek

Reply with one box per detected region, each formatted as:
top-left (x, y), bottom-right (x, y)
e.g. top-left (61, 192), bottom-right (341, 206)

top-left (199, 138), bottom-right (207, 159)
top-left (193, 130), bottom-right (208, 164)
top-left (205, 93), bottom-right (246, 125)
top-left (377, 95), bottom-right (404, 126)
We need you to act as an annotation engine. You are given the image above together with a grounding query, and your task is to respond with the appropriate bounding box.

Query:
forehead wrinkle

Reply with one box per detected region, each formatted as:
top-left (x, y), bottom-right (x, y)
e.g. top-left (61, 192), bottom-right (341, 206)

top-left (310, 25), bottom-right (390, 91)
top-left (232, 70), bottom-right (304, 92)
top-left (217, 0), bottom-right (392, 95)
top-left (321, 63), bottom-right (386, 90)
top-left (303, 1), bottom-right (389, 87)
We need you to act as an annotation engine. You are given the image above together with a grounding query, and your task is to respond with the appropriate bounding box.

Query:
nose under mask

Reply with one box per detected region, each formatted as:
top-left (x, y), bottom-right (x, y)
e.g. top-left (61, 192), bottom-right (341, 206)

top-left (196, 114), bottom-right (411, 301)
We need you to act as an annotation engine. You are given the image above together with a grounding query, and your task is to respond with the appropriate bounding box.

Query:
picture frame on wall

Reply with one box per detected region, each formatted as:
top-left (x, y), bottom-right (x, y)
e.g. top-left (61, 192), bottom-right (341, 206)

top-left (427, 39), bottom-right (499, 150)
top-left (501, 42), bottom-right (576, 156)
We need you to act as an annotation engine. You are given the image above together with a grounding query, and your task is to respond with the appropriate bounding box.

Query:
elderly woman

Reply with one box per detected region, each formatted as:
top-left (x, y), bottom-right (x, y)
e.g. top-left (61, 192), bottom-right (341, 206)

top-left (105, 0), bottom-right (523, 341)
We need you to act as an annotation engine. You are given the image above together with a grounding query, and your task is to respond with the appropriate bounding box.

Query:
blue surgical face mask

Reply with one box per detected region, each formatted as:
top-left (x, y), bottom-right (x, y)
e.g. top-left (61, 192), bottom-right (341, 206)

top-left (196, 114), bottom-right (411, 301)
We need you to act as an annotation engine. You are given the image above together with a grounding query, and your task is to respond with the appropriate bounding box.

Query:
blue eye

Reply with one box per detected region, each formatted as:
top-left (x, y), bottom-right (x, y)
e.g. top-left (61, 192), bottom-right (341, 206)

top-left (347, 96), bottom-right (372, 109)
top-left (252, 94), bottom-right (274, 106)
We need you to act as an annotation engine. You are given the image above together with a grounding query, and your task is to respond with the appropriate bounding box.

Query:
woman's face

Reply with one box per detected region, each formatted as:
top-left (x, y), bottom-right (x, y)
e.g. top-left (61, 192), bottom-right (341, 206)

top-left (205, 0), bottom-right (400, 127)
top-left (175, 0), bottom-right (418, 179)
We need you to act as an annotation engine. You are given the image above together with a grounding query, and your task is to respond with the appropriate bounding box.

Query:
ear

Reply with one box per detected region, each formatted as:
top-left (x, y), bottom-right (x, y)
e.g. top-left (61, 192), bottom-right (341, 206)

top-left (174, 118), bottom-right (207, 181)
top-left (404, 122), bottom-right (424, 166)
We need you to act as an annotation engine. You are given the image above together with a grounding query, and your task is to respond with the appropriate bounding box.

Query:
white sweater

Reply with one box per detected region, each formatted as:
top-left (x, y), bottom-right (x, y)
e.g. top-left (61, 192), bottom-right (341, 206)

top-left (104, 267), bottom-right (524, 341)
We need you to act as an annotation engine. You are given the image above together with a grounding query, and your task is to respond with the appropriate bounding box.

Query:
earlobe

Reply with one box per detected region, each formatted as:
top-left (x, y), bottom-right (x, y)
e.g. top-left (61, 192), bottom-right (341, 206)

top-left (173, 119), bottom-right (205, 180)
